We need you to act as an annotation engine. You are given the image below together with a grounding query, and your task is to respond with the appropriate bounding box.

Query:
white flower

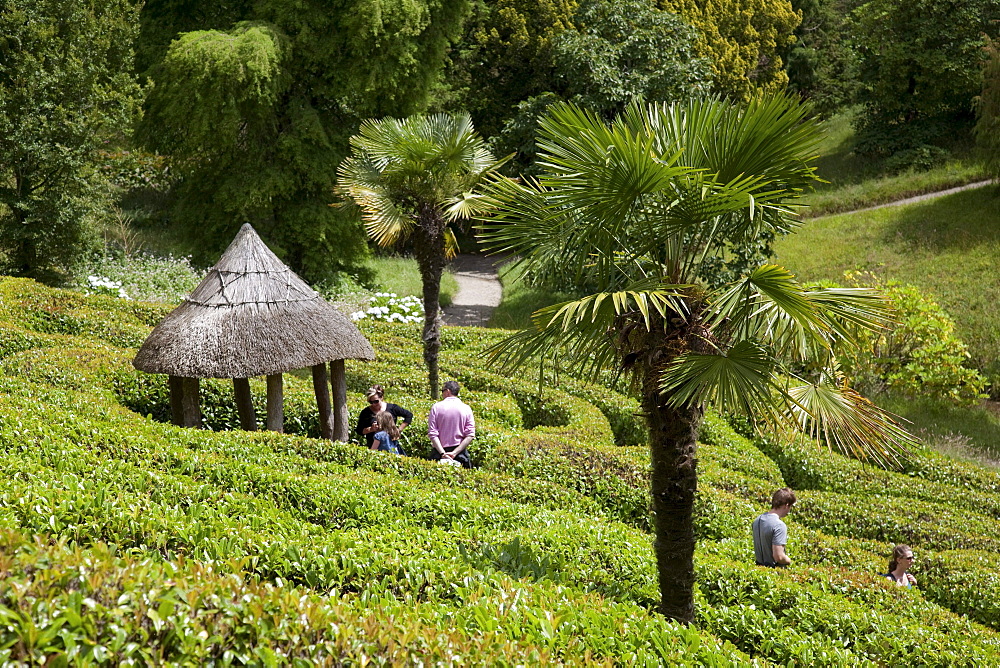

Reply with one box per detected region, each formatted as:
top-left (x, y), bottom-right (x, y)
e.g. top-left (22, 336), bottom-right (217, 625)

top-left (351, 311), bottom-right (367, 320)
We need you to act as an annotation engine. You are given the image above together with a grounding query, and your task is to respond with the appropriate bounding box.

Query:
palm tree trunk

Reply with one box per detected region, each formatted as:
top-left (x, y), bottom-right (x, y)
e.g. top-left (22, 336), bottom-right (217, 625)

top-left (413, 220), bottom-right (446, 398)
top-left (643, 378), bottom-right (703, 624)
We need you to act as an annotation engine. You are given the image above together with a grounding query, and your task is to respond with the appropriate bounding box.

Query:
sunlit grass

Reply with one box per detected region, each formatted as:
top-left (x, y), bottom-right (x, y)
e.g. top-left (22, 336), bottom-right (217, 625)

top-left (367, 256), bottom-right (458, 307)
top-left (776, 185), bottom-right (1000, 384)
top-left (876, 392), bottom-right (1000, 464)
top-left (800, 108), bottom-right (988, 218)
top-left (487, 260), bottom-right (575, 330)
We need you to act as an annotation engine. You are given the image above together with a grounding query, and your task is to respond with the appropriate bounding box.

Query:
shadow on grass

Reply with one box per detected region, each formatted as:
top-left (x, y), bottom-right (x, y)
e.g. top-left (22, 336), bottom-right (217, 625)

top-left (879, 184), bottom-right (1000, 251)
top-left (878, 393), bottom-right (1000, 460)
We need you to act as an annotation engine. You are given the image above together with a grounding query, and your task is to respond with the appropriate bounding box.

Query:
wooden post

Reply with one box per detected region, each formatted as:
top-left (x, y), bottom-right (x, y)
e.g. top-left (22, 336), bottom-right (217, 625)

top-left (266, 373), bottom-right (284, 432)
top-left (180, 377), bottom-right (202, 428)
top-left (169, 375), bottom-right (184, 426)
top-left (330, 360), bottom-right (348, 442)
top-left (312, 363), bottom-right (334, 440)
top-left (233, 378), bottom-right (257, 431)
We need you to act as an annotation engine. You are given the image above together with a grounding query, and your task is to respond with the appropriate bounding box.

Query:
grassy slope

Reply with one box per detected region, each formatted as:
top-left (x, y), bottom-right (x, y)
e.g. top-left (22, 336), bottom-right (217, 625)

top-left (800, 109), bottom-right (988, 217)
top-left (3, 278), bottom-right (1000, 664)
top-left (775, 185), bottom-right (1000, 372)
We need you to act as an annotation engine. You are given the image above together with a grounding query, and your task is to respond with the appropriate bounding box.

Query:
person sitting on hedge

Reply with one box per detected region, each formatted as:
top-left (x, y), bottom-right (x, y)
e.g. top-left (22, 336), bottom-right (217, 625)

top-left (370, 410), bottom-right (404, 456)
top-left (752, 488), bottom-right (796, 568)
top-left (356, 384), bottom-right (412, 450)
top-left (884, 544), bottom-right (917, 587)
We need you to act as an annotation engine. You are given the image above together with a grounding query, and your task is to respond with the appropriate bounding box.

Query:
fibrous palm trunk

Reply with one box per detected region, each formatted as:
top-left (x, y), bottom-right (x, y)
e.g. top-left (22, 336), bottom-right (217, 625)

top-left (643, 379), bottom-right (702, 624)
top-left (413, 210), bottom-right (447, 398)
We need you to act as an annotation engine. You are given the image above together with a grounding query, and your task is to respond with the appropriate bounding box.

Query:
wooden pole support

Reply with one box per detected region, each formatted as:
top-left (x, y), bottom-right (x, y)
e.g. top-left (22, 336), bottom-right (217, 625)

top-left (180, 376), bottom-right (202, 428)
top-left (312, 363), bottom-right (334, 440)
top-left (330, 360), bottom-right (348, 442)
top-left (266, 373), bottom-right (284, 432)
top-left (169, 375), bottom-right (184, 426)
top-left (233, 377), bottom-right (257, 431)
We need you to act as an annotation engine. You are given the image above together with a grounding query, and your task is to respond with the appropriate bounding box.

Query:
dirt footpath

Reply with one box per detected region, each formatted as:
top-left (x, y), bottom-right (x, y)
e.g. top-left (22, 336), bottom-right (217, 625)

top-left (442, 254), bottom-right (504, 327)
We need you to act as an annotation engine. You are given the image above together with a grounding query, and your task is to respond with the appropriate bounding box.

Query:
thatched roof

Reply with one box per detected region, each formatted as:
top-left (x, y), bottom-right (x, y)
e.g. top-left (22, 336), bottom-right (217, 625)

top-left (133, 224), bottom-right (375, 378)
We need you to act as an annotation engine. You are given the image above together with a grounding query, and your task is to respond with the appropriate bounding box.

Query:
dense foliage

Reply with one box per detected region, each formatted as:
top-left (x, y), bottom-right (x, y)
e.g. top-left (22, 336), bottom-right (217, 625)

top-left (0, 0), bottom-right (142, 280)
top-left (850, 0), bottom-right (1000, 165)
top-left (659, 0), bottom-right (801, 101)
top-left (137, 0), bottom-right (469, 282)
top-left (0, 278), bottom-right (999, 662)
top-left (976, 37), bottom-right (1000, 181)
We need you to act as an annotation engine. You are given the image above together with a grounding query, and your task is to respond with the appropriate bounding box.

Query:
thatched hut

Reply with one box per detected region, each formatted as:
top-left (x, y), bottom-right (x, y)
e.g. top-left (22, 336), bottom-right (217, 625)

top-left (133, 223), bottom-right (374, 440)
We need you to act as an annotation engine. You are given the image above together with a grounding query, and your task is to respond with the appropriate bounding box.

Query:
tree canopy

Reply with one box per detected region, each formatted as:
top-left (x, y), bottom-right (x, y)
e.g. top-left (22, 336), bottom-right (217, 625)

top-left (0, 0), bottom-right (142, 279)
top-left (138, 0), bottom-right (470, 281)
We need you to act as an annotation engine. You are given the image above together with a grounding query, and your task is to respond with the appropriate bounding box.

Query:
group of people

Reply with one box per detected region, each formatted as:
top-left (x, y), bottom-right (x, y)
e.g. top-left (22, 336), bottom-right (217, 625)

top-left (354, 381), bottom-right (476, 468)
top-left (752, 487), bottom-right (917, 587)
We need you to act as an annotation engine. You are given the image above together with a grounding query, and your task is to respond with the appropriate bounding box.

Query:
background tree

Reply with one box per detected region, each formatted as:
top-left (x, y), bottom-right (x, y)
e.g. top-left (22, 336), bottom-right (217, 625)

top-left (478, 97), bottom-right (916, 622)
top-left (337, 113), bottom-right (501, 397)
top-left (0, 0), bottom-right (142, 280)
top-left (850, 0), bottom-right (1000, 165)
top-left (658, 0), bottom-right (801, 101)
top-left (976, 37), bottom-right (1000, 182)
top-left (138, 0), bottom-right (469, 282)
top-left (447, 0), bottom-right (710, 174)
top-left (782, 0), bottom-right (860, 115)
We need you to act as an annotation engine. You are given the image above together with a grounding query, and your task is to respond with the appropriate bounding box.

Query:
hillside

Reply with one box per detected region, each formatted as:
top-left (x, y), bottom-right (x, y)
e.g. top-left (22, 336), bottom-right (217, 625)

top-left (2, 277), bottom-right (1000, 664)
top-left (775, 186), bottom-right (1000, 379)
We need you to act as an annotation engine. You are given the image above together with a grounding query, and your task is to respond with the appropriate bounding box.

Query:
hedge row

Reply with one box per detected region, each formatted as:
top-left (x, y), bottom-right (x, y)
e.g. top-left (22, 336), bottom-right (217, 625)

top-left (753, 431), bottom-right (1000, 520)
top-left (696, 551), bottom-right (1000, 666)
top-left (0, 529), bottom-right (749, 666)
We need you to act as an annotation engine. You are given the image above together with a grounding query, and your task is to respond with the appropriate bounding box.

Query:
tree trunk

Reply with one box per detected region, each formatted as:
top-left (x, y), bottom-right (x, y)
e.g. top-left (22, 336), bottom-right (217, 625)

top-left (413, 217), bottom-right (447, 399)
top-left (312, 363), bottom-right (334, 440)
top-left (643, 374), bottom-right (703, 624)
top-left (266, 373), bottom-right (284, 432)
top-left (330, 360), bottom-right (349, 442)
top-left (233, 377), bottom-right (257, 431)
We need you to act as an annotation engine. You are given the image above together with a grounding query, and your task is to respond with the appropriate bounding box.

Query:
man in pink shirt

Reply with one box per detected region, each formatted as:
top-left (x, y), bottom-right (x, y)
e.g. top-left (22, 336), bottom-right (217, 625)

top-left (428, 380), bottom-right (475, 467)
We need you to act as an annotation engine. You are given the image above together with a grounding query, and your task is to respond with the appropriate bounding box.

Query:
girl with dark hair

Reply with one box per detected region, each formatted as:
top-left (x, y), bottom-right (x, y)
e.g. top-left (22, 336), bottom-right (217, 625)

top-left (371, 411), bottom-right (403, 455)
top-left (355, 384), bottom-right (412, 450)
top-left (885, 544), bottom-right (917, 587)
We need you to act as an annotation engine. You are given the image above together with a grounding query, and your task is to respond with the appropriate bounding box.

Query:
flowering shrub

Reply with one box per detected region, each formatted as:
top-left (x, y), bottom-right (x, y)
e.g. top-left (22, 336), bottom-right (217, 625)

top-left (351, 293), bottom-right (424, 324)
top-left (85, 275), bottom-right (129, 299)
top-left (72, 252), bottom-right (202, 304)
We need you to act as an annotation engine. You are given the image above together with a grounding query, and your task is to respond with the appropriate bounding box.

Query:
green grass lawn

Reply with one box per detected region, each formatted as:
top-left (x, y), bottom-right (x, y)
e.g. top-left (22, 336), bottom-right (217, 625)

top-left (775, 185), bottom-right (1000, 379)
top-left (367, 256), bottom-right (458, 307)
top-left (487, 260), bottom-right (575, 329)
top-left (800, 108), bottom-right (987, 217)
top-left (877, 393), bottom-right (1000, 463)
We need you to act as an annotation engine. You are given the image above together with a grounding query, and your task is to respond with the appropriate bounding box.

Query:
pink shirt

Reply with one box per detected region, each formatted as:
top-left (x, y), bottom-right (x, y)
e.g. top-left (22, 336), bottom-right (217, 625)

top-left (427, 396), bottom-right (475, 448)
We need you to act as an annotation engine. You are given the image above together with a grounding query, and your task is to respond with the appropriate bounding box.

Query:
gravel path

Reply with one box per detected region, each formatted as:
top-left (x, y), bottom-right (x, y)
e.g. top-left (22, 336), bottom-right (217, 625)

top-left (442, 254), bottom-right (505, 327)
top-left (441, 179), bottom-right (996, 327)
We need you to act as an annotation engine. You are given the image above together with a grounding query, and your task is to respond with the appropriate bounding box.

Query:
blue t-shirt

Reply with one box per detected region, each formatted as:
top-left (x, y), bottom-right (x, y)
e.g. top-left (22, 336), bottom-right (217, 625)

top-left (373, 430), bottom-right (402, 455)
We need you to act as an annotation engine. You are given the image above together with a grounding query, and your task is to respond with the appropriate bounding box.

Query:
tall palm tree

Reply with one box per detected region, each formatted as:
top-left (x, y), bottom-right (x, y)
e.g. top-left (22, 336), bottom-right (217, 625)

top-left (337, 113), bottom-right (502, 397)
top-left (478, 97), bottom-right (917, 623)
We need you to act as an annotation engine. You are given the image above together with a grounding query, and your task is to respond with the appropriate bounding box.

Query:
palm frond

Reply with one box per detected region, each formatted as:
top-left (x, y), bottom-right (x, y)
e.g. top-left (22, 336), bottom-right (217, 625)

top-left (659, 341), bottom-right (790, 423)
top-left (787, 378), bottom-right (917, 468)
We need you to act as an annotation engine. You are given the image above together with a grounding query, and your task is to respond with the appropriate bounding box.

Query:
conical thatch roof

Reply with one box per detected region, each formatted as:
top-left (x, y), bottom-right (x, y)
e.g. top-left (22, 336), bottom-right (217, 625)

top-left (133, 224), bottom-right (375, 378)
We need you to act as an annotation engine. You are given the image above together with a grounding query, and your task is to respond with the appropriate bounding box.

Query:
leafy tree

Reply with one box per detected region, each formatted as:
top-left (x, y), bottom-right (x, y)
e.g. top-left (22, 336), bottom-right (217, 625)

top-left (478, 97), bottom-right (916, 622)
top-left (337, 113), bottom-right (501, 397)
top-left (850, 0), bottom-right (1000, 160)
top-left (0, 0), bottom-right (142, 280)
top-left (659, 0), bottom-right (801, 101)
top-left (783, 0), bottom-right (860, 115)
top-left (138, 0), bottom-right (469, 282)
top-left (976, 37), bottom-right (1000, 181)
top-left (456, 0), bottom-right (710, 173)
top-left (443, 0), bottom-right (578, 139)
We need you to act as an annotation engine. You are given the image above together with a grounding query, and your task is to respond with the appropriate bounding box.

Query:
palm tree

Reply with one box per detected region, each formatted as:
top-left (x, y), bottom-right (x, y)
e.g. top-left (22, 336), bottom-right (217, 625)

top-left (337, 113), bottom-right (502, 397)
top-left (477, 97), bottom-right (917, 623)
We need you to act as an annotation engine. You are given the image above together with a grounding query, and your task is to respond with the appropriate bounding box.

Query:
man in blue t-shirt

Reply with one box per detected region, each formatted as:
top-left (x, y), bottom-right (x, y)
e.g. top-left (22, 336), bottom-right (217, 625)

top-left (752, 487), bottom-right (796, 567)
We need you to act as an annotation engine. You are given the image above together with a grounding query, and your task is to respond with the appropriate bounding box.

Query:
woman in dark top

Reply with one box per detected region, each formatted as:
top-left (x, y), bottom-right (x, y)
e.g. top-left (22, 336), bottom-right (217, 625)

top-left (355, 384), bottom-right (412, 449)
